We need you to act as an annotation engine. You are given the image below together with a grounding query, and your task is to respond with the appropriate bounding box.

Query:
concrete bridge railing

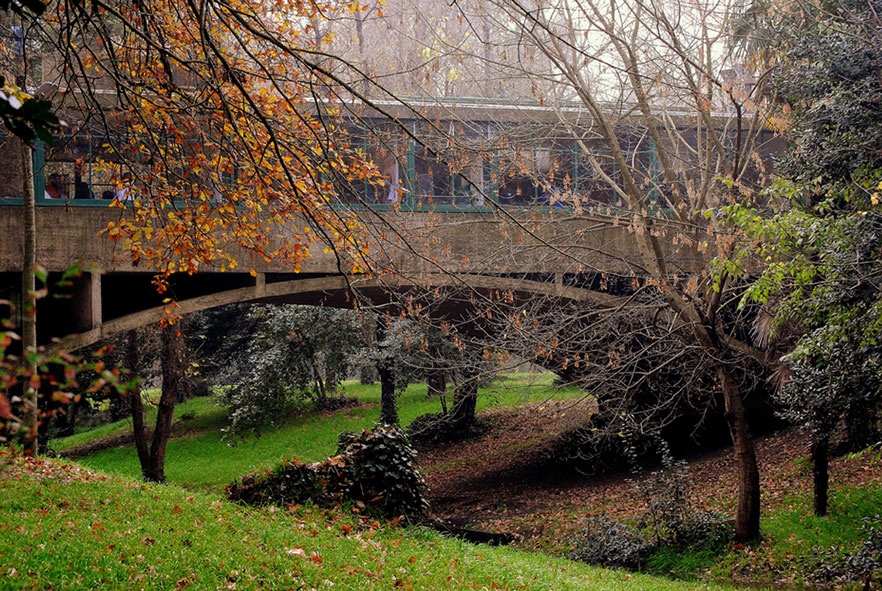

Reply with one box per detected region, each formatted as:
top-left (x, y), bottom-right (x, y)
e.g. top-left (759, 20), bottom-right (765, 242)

top-left (0, 204), bottom-right (707, 348)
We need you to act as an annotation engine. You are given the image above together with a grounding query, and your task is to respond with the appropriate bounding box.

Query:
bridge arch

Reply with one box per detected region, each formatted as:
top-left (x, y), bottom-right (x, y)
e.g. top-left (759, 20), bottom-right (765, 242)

top-left (51, 273), bottom-right (625, 353)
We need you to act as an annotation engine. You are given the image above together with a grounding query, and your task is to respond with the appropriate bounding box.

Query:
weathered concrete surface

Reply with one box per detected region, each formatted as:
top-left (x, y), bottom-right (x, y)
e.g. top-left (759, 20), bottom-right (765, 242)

top-left (0, 203), bottom-right (707, 347)
top-left (0, 204), bottom-right (702, 276)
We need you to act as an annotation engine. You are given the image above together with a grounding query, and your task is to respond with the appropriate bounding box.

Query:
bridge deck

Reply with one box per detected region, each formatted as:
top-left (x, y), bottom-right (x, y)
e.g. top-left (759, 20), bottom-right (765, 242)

top-left (0, 204), bottom-right (706, 348)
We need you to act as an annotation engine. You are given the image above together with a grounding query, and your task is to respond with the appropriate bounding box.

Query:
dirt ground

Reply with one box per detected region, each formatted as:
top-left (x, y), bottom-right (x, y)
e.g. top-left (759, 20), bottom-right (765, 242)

top-left (416, 400), bottom-right (882, 548)
top-left (58, 394), bottom-right (882, 553)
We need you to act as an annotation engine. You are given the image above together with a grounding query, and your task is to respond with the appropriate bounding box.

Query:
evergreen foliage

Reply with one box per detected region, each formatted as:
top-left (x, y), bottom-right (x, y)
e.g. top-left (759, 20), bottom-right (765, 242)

top-left (728, 0), bottom-right (882, 513)
top-left (226, 425), bottom-right (429, 522)
top-left (218, 305), bottom-right (367, 437)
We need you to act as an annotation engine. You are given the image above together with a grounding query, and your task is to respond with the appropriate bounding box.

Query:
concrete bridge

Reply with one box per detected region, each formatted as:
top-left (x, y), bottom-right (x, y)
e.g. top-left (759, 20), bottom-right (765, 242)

top-left (0, 202), bottom-right (706, 350)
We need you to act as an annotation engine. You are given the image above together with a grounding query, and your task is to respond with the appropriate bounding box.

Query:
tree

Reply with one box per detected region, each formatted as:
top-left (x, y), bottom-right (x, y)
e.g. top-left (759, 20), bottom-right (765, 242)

top-left (319, 0), bottom-right (544, 100)
top-left (5, 0), bottom-right (393, 474)
top-left (1, 0), bottom-right (61, 456)
top-left (1, 284), bottom-right (126, 456)
top-left (490, 295), bottom-right (741, 466)
top-left (184, 303), bottom-right (255, 390)
top-left (219, 304), bottom-right (366, 437)
top-left (429, 0), bottom-right (780, 541)
top-left (36, 0), bottom-right (384, 286)
top-left (358, 317), bottom-right (465, 421)
top-left (738, 209), bottom-right (882, 516)
top-left (125, 325), bottom-right (187, 483)
top-left (770, 0), bottom-right (882, 200)
top-left (374, 315), bottom-right (399, 426)
top-left (731, 0), bottom-right (882, 516)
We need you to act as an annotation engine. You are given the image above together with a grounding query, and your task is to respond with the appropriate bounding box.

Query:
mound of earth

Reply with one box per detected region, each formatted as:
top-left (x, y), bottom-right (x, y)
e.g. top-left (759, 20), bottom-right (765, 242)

top-left (56, 394), bottom-right (882, 552)
top-left (415, 401), bottom-right (882, 546)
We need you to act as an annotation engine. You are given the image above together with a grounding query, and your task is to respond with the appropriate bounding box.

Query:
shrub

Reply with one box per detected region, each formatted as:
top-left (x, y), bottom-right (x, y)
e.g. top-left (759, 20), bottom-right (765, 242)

top-left (335, 427), bottom-right (430, 522)
top-left (226, 425), bottom-right (429, 522)
top-left (569, 452), bottom-right (731, 573)
top-left (546, 415), bottom-right (664, 476)
top-left (568, 516), bottom-right (655, 570)
top-left (225, 459), bottom-right (337, 507)
top-left (810, 516), bottom-right (882, 590)
top-left (635, 453), bottom-right (732, 548)
top-left (217, 305), bottom-right (367, 438)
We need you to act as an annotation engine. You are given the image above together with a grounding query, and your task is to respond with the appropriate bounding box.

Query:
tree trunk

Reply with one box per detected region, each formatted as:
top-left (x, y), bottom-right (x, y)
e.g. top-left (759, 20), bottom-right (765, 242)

top-left (310, 356), bottom-right (327, 403)
top-left (427, 371), bottom-right (448, 414)
top-left (126, 326), bottom-right (184, 483)
top-left (427, 371), bottom-right (446, 397)
top-left (717, 366), bottom-right (761, 541)
top-left (811, 434), bottom-right (830, 517)
top-left (378, 361), bottom-right (398, 426)
top-left (144, 326), bottom-right (184, 483)
top-left (376, 316), bottom-right (398, 425)
top-left (126, 330), bottom-right (152, 474)
top-left (451, 375), bottom-right (478, 431)
top-left (19, 139), bottom-right (38, 456)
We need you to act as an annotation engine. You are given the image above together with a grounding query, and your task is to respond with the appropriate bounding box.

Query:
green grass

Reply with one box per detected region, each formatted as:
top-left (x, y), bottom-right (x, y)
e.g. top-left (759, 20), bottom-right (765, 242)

top-left (46, 372), bottom-right (882, 590)
top-left (760, 485), bottom-right (882, 552)
top-left (647, 544), bottom-right (734, 582)
top-left (53, 373), bottom-right (586, 493)
top-left (49, 394), bottom-right (229, 453)
top-left (642, 484), bottom-right (882, 586)
top-left (0, 454), bottom-right (738, 591)
top-left (710, 485), bottom-right (882, 587)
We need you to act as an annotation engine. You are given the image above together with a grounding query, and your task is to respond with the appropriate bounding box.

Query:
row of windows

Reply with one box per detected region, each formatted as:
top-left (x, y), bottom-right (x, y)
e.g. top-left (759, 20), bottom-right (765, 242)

top-left (23, 119), bottom-right (781, 209)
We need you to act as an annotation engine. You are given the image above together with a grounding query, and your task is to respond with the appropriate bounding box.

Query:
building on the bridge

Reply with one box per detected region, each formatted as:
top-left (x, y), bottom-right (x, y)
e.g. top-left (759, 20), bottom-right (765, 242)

top-left (1, 97), bottom-right (786, 211)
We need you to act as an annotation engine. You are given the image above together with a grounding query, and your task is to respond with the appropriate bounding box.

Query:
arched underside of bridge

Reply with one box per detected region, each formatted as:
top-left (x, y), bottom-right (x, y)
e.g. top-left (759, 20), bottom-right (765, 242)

top-left (51, 273), bottom-right (627, 354)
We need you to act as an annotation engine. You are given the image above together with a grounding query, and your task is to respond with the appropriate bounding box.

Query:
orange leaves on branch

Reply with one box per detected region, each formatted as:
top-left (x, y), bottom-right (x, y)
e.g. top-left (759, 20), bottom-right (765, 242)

top-left (60, 0), bottom-right (378, 289)
top-left (0, 305), bottom-right (132, 448)
top-left (0, 394), bottom-right (13, 420)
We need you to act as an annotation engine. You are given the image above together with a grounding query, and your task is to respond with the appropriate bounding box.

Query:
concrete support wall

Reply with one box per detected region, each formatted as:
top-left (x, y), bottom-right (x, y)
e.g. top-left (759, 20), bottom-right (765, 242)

top-left (0, 205), bottom-right (705, 277)
top-left (0, 204), bottom-right (708, 348)
top-left (72, 272), bottom-right (102, 332)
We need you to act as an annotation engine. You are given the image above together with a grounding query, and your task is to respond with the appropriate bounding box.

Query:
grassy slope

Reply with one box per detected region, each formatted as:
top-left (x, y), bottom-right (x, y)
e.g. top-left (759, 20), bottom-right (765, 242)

top-left (55, 374), bottom-right (579, 493)
top-left (41, 373), bottom-right (882, 588)
top-left (0, 454), bottom-right (735, 591)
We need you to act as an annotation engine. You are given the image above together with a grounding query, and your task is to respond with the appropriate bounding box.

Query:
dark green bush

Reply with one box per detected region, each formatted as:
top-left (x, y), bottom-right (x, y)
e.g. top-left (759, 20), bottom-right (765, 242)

top-left (335, 427), bottom-right (430, 522)
top-left (226, 425), bottom-right (429, 522)
top-left (635, 457), bottom-right (732, 548)
top-left (225, 458), bottom-right (339, 507)
top-left (568, 516), bottom-right (655, 570)
top-left (569, 453), bottom-right (731, 573)
top-left (810, 516), bottom-right (882, 590)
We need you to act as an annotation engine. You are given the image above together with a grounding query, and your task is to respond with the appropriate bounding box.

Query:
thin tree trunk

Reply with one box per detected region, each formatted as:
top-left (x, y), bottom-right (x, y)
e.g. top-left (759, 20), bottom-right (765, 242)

top-left (310, 356), bottom-right (326, 403)
top-left (126, 329), bottom-right (152, 474)
top-left (427, 371), bottom-right (448, 414)
top-left (376, 316), bottom-right (398, 425)
top-left (718, 366), bottom-right (761, 541)
top-left (126, 326), bottom-right (183, 483)
top-left (811, 434), bottom-right (830, 517)
top-left (143, 325), bottom-right (184, 483)
top-left (427, 371), bottom-right (445, 397)
top-left (20, 139), bottom-right (38, 456)
top-left (378, 362), bottom-right (398, 426)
